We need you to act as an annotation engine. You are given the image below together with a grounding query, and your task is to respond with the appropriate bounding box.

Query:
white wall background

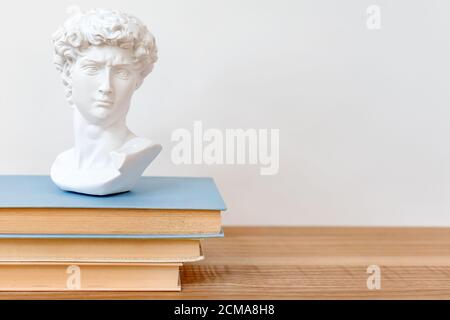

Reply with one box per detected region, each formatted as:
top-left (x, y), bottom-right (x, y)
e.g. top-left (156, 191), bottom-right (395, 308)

top-left (1, 0), bottom-right (450, 226)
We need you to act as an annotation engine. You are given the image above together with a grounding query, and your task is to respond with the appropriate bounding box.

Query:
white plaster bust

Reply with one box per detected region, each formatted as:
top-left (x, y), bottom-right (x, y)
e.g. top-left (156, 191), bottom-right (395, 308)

top-left (51, 7), bottom-right (162, 195)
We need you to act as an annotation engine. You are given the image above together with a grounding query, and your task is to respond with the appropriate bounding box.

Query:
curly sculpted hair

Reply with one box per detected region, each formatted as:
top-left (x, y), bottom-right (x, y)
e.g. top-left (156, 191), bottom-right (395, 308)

top-left (52, 7), bottom-right (158, 104)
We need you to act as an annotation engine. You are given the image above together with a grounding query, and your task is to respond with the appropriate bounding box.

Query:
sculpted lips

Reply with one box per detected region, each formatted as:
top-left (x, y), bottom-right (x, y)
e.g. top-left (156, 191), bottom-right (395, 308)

top-left (93, 97), bottom-right (114, 107)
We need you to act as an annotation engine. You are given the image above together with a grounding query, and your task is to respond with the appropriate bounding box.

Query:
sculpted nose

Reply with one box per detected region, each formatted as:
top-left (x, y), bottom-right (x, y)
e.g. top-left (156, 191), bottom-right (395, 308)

top-left (98, 69), bottom-right (113, 94)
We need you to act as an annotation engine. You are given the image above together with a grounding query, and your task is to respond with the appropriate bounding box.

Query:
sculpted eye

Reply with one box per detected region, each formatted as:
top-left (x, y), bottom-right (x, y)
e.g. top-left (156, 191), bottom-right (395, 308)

top-left (82, 65), bottom-right (99, 75)
top-left (115, 68), bottom-right (131, 80)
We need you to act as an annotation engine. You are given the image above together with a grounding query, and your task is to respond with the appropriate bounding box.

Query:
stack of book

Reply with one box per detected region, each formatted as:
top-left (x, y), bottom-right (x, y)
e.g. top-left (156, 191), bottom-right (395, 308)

top-left (0, 175), bottom-right (226, 291)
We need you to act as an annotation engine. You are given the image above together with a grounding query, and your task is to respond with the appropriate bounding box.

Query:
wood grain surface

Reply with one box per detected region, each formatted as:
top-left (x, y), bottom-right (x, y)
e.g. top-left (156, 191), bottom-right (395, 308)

top-left (0, 227), bottom-right (449, 299)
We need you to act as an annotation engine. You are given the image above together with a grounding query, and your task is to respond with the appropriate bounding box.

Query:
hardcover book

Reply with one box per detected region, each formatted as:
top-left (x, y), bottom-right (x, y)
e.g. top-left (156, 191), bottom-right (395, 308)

top-left (0, 262), bottom-right (181, 291)
top-left (0, 175), bottom-right (226, 235)
top-left (0, 238), bottom-right (204, 263)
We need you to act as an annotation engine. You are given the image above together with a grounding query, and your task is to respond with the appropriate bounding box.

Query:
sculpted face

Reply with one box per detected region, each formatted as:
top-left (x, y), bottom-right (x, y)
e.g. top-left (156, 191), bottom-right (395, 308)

top-left (71, 45), bottom-right (142, 127)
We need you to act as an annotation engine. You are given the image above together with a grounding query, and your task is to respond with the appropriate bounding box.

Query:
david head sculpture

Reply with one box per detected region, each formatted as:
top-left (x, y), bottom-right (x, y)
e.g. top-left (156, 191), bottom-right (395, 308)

top-left (51, 8), bottom-right (162, 196)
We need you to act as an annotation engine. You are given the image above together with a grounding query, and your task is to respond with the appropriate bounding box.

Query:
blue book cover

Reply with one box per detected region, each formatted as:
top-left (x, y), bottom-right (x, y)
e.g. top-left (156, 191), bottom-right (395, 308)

top-left (0, 175), bottom-right (226, 211)
top-left (0, 175), bottom-right (226, 239)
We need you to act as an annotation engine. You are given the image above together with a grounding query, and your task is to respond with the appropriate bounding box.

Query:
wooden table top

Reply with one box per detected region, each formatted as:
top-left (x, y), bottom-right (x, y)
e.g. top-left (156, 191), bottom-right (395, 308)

top-left (1, 227), bottom-right (450, 299)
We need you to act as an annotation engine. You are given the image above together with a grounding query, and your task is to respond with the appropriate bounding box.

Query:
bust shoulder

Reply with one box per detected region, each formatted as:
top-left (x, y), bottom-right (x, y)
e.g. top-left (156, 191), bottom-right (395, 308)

top-left (110, 136), bottom-right (162, 172)
top-left (50, 138), bottom-right (162, 195)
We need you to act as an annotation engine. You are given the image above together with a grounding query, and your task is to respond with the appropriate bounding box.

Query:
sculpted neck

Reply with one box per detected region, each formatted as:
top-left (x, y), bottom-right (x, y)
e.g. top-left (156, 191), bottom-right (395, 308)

top-left (73, 108), bottom-right (133, 169)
